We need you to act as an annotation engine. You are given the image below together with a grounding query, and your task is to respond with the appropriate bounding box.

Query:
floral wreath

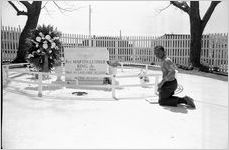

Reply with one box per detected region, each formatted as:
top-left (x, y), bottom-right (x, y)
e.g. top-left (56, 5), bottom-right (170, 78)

top-left (26, 24), bottom-right (62, 71)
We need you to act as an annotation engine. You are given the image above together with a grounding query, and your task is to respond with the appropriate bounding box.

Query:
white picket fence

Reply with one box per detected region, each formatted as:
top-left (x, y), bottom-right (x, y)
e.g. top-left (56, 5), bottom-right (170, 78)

top-left (1, 26), bottom-right (21, 62)
top-left (1, 26), bottom-right (228, 73)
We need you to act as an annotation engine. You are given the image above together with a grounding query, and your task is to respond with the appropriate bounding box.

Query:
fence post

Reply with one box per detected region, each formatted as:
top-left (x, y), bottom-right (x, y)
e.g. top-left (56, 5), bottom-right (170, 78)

top-left (115, 40), bottom-right (118, 61)
top-left (38, 72), bottom-right (43, 97)
top-left (154, 75), bottom-right (159, 95)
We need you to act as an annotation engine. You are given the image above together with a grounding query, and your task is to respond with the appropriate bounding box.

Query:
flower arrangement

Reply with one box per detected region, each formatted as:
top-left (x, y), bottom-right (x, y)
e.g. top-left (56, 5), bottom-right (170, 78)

top-left (26, 24), bottom-right (62, 72)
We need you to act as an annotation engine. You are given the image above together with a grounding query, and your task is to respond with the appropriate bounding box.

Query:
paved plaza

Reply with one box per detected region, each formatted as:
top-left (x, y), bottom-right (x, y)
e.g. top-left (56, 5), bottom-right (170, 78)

top-left (2, 68), bottom-right (228, 149)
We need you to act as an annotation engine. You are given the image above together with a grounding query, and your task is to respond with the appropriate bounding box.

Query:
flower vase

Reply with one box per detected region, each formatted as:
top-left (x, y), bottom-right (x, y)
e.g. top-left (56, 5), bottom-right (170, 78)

top-left (41, 54), bottom-right (49, 79)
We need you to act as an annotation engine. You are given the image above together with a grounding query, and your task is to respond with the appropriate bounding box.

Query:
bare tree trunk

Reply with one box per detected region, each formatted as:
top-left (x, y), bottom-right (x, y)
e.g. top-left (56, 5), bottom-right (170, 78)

top-left (170, 1), bottom-right (221, 69)
top-left (189, 2), bottom-right (202, 68)
top-left (190, 25), bottom-right (202, 68)
top-left (189, 1), bottom-right (202, 67)
top-left (12, 1), bottom-right (42, 63)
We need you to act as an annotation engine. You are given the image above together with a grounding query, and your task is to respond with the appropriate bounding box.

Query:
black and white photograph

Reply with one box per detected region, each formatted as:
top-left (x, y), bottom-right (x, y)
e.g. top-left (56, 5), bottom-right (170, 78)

top-left (1, 0), bottom-right (228, 149)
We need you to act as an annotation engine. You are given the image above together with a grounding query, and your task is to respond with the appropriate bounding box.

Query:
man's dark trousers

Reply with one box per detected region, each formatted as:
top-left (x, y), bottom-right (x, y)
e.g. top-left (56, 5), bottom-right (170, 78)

top-left (158, 79), bottom-right (181, 107)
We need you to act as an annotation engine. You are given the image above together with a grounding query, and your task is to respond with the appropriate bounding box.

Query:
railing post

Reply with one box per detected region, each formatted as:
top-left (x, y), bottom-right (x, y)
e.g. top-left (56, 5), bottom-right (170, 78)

top-left (154, 75), bottom-right (159, 95)
top-left (75, 76), bottom-right (78, 85)
top-left (38, 72), bottom-right (43, 97)
top-left (111, 74), bottom-right (117, 100)
top-left (145, 64), bottom-right (148, 73)
top-left (61, 57), bottom-right (64, 70)
top-left (5, 65), bottom-right (9, 82)
top-left (3, 65), bottom-right (9, 86)
top-left (120, 62), bottom-right (124, 72)
top-left (56, 66), bottom-right (62, 81)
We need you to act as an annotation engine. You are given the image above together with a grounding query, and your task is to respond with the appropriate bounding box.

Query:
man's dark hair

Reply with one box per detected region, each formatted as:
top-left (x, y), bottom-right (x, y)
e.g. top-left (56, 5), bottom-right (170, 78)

top-left (154, 45), bottom-right (165, 52)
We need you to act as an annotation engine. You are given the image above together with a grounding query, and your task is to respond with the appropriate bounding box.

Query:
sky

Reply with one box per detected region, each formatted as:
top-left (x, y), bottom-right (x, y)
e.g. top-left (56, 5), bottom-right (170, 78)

top-left (1, 1), bottom-right (229, 36)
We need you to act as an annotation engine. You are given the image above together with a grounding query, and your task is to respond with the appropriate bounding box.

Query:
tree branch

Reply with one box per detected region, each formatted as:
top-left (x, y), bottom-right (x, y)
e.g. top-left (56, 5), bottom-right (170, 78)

top-left (53, 1), bottom-right (85, 13)
top-left (53, 1), bottom-right (71, 13)
top-left (9, 1), bottom-right (20, 12)
top-left (44, 6), bottom-right (53, 17)
top-left (19, 1), bottom-right (31, 9)
top-left (170, 1), bottom-right (190, 14)
top-left (42, 2), bottom-right (53, 18)
top-left (158, 3), bottom-right (172, 13)
top-left (8, 1), bottom-right (28, 16)
top-left (201, 1), bottom-right (221, 31)
top-left (41, 1), bottom-right (49, 9)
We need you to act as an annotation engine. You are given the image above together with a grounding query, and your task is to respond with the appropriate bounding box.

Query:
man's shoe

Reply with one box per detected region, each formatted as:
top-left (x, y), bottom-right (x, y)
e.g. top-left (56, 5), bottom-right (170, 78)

top-left (184, 96), bottom-right (196, 109)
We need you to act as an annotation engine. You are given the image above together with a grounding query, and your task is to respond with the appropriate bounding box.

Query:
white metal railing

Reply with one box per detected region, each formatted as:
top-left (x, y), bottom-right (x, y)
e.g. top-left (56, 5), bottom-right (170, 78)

top-left (2, 63), bottom-right (161, 99)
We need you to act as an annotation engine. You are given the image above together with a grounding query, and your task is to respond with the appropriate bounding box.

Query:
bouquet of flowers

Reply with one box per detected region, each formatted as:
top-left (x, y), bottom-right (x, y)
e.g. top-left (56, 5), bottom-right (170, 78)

top-left (26, 24), bottom-right (62, 72)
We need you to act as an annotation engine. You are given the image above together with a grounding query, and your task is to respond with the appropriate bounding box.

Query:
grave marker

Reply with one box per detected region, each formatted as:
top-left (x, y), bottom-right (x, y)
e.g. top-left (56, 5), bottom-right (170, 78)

top-left (64, 47), bottom-right (109, 85)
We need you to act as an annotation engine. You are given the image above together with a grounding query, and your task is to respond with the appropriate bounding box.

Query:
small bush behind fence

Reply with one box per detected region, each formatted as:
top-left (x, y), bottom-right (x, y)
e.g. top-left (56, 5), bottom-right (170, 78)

top-left (1, 26), bottom-right (228, 73)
